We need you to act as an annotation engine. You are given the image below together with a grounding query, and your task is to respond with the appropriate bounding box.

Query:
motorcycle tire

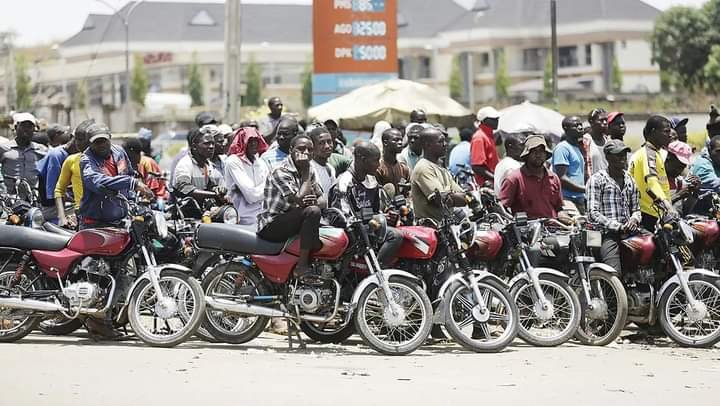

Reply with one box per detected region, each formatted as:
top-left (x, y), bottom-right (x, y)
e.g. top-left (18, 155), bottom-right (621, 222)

top-left (38, 316), bottom-right (84, 336)
top-left (511, 274), bottom-right (581, 347)
top-left (128, 270), bottom-right (205, 348)
top-left (201, 264), bottom-right (269, 344)
top-left (354, 276), bottom-right (433, 356)
top-left (575, 270), bottom-right (628, 346)
top-left (443, 278), bottom-right (519, 352)
top-left (658, 274), bottom-right (720, 348)
top-left (300, 319), bottom-right (355, 344)
top-left (0, 270), bottom-right (42, 342)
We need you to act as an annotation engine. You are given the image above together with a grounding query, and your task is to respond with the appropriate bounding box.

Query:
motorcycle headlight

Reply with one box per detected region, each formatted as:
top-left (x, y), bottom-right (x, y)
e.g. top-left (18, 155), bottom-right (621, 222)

top-left (678, 220), bottom-right (694, 245)
top-left (458, 219), bottom-right (476, 251)
top-left (154, 210), bottom-right (169, 239)
top-left (27, 208), bottom-right (44, 229)
top-left (222, 206), bottom-right (238, 224)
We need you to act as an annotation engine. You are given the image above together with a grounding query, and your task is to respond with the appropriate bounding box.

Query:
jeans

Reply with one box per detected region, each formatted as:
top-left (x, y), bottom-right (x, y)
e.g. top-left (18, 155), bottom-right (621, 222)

top-left (600, 235), bottom-right (622, 277)
top-left (258, 206), bottom-right (322, 250)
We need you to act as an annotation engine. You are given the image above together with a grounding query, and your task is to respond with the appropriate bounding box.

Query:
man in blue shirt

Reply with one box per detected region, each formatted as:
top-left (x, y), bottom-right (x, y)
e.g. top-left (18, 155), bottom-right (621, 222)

top-left (448, 128), bottom-right (474, 176)
top-left (691, 135), bottom-right (720, 190)
top-left (552, 116), bottom-right (587, 213)
top-left (261, 117), bottom-right (298, 170)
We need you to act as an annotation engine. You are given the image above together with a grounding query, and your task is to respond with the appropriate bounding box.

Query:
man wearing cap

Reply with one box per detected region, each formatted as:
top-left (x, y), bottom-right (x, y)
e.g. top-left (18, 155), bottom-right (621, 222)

top-left (500, 134), bottom-right (564, 220)
top-left (587, 140), bottom-right (641, 274)
top-left (665, 140), bottom-right (700, 214)
top-left (79, 123), bottom-right (153, 229)
top-left (410, 109), bottom-right (428, 124)
top-left (0, 112), bottom-right (47, 196)
top-left (670, 117), bottom-right (689, 144)
top-left (470, 106), bottom-right (500, 185)
top-left (607, 112), bottom-right (626, 141)
top-left (398, 123), bottom-right (429, 171)
top-left (553, 116), bottom-right (587, 213)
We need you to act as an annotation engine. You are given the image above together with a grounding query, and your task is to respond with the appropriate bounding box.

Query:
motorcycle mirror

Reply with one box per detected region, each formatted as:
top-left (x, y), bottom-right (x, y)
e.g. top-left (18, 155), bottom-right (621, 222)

top-left (382, 183), bottom-right (396, 199)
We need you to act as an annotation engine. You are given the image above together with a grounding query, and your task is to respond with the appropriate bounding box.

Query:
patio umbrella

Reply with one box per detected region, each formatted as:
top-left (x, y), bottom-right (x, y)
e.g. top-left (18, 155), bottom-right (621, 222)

top-left (498, 100), bottom-right (565, 144)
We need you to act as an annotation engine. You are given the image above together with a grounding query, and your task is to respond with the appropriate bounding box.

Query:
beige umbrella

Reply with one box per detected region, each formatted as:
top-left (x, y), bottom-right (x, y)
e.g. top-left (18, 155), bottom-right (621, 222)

top-left (308, 79), bottom-right (473, 130)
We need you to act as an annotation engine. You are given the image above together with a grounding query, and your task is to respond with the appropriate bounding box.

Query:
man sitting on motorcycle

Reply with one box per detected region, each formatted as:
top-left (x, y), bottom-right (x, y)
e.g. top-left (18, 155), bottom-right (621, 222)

top-left (172, 125), bottom-right (226, 217)
top-left (257, 135), bottom-right (325, 279)
top-left (587, 139), bottom-right (641, 275)
top-left (329, 141), bottom-right (403, 267)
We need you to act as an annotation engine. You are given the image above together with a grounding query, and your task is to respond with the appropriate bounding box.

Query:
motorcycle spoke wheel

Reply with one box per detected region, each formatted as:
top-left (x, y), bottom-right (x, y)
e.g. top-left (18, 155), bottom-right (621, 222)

top-left (513, 276), bottom-right (580, 347)
top-left (0, 271), bottom-right (41, 341)
top-left (660, 277), bottom-right (720, 347)
top-left (576, 272), bottom-right (628, 346)
top-left (206, 271), bottom-right (259, 336)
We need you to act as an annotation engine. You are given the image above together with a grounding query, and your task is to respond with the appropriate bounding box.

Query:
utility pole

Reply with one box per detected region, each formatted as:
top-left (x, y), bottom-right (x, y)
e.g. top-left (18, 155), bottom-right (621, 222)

top-left (1, 32), bottom-right (17, 111)
top-left (224, 0), bottom-right (242, 123)
top-left (550, 0), bottom-right (559, 106)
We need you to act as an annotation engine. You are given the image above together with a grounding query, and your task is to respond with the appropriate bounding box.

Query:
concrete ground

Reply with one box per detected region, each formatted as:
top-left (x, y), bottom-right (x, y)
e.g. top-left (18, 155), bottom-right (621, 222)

top-left (1, 330), bottom-right (718, 406)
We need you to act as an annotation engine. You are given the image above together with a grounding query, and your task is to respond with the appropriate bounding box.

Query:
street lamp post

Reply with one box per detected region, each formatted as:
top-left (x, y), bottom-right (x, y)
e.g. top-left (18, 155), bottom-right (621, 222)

top-left (550, 0), bottom-right (559, 106)
top-left (466, 0), bottom-right (490, 110)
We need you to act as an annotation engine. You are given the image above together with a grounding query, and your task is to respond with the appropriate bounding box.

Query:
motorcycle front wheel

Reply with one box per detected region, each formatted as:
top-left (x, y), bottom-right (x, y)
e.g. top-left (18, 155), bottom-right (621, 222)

top-left (658, 275), bottom-right (720, 348)
top-left (444, 278), bottom-right (519, 352)
top-left (128, 270), bottom-right (205, 347)
top-left (575, 270), bottom-right (628, 346)
top-left (354, 276), bottom-right (432, 356)
top-left (511, 274), bottom-right (581, 347)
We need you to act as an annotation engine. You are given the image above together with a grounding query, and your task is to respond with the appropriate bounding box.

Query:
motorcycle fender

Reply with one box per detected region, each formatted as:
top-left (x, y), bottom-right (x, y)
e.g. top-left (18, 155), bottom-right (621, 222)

top-left (437, 270), bottom-right (507, 300)
top-left (192, 251), bottom-right (222, 279)
top-left (128, 264), bottom-right (195, 298)
top-left (349, 269), bottom-right (421, 315)
top-left (509, 267), bottom-right (570, 289)
top-left (656, 268), bottom-right (720, 304)
top-left (587, 263), bottom-right (619, 276)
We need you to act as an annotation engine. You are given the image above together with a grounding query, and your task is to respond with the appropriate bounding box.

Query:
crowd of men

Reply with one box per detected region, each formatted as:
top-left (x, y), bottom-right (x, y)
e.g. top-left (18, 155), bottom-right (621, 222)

top-left (4, 98), bottom-right (720, 283)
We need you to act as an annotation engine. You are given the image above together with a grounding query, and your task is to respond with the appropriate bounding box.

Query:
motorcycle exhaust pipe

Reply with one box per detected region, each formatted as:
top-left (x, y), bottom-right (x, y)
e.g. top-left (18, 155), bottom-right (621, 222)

top-left (205, 296), bottom-right (289, 318)
top-left (0, 296), bottom-right (64, 313)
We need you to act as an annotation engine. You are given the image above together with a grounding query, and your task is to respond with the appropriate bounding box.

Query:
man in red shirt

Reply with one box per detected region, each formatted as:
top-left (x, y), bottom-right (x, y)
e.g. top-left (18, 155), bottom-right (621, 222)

top-left (470, 106), bottom-right (501, 185)
top-left (500, 134), bottom-right (564, 219)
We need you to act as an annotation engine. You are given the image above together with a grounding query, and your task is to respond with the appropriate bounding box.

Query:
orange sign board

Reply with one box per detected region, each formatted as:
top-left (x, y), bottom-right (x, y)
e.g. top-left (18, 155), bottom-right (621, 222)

top-left (313, 0), bottom-right (398, 74)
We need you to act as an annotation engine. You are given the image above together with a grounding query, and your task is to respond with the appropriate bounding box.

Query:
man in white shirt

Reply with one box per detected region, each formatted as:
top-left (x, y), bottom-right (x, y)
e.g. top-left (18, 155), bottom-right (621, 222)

top-left (308, 125), bottom-right (336, 201)
top-left (494, 133), bottom-right (525, 194)
top-left (224, 127), bottom-right (270, 229)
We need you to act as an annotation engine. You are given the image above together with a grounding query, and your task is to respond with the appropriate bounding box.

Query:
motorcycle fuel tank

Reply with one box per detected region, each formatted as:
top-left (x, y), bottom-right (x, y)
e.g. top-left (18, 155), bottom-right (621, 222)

top-left (621, 233), bottom-right (656, 266)
top-left (691, 219), bottom-right (720, 249)
top-left (285, 227), bottom-right (350, 261)
top-left (66, 228), bottom-right (131, 256)
top-left (397, 226), bottom-right (438, 260)
top-left (470, 230), bottom-right (504, 261)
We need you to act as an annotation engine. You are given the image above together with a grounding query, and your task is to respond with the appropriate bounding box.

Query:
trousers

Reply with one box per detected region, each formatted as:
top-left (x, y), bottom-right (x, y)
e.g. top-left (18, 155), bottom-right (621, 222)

top-left (258, 206), bottom-right (322, 250)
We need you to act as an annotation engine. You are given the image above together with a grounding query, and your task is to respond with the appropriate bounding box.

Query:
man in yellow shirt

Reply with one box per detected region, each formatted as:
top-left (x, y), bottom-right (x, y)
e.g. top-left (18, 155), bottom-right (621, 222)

top-left (54, 152), bottom-right (83, 227)
top-left (628, 115), bottom-right (674, 230)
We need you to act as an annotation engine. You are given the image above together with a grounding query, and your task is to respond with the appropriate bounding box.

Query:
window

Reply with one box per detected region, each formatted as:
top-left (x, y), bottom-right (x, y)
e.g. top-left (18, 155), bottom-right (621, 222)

top-left (398, 58), bottom-right (406, 79)
top-left (559, 46), bottom-right (578, 68)
top-left (522, 48), bottom-right (546, 71)
top-left (585, 44), bottom-right (592, 65)
top-left (418, 56), bottom-right (432, 79)
top-left (479, 52), bottom-right (490, 68)
top-left (189, 10), bottom-right (216, 26)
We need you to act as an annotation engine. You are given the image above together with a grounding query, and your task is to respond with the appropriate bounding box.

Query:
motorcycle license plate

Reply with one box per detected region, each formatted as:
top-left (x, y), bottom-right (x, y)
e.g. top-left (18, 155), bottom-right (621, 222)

top-left (584, 230), bottom-right (602, 248)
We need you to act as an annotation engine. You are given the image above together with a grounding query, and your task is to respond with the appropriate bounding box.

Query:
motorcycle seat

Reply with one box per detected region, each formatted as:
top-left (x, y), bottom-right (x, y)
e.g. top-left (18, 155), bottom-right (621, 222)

top-left (0, 224), bottom-right (70, 251)
top-left (195, 223), bottom-right (285, 255)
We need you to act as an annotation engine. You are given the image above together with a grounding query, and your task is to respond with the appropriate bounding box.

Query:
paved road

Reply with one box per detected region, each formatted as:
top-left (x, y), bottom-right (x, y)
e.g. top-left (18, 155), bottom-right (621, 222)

top-left (1, 331), bottom-right (718, 406)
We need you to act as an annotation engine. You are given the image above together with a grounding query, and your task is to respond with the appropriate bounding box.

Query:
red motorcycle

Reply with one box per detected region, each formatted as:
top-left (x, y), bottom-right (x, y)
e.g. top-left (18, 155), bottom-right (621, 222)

top-left (0, 193), bottom-right (205, 347)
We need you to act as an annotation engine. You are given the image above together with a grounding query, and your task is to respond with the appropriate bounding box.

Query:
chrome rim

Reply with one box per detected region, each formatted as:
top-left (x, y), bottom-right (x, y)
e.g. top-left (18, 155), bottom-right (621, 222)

top-left (580, 279), bottom-right (620, 341)
top-left (359, 282), bottom-right (427, 347)
top-left (449, 283), bottom-right (513, 345)
top-left (515, 279), bottom-right (575, 341)
top-left (665, 280), bottom-right (720, 341)
top-left (206, 271), bottom-right (259, 336)
top-left (132, 276), bottom-right (198, 341)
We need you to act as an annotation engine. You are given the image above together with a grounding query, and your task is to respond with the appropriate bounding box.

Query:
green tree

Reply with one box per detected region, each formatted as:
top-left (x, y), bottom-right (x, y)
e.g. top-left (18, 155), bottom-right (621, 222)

top-left (301, 62), bottom-right (312, 108)
top-left (74, 80), bottom-right (87, 111)
top-left (610, 55), bottom-right (623, 93)
top-left (542, 54), bottom-right (553, 101)
top-left (449, 55), bottom-right (463, 101)
top-left (188, 54), bottom-right (204, 107)
top-left (704, 0), bottom-right (720, 43)
top-left (704, 45), bottom-right (720, 93)
top-left (130, 54), bottom-right (149, 106)
top-left (15, 54), bottom-right (32, 110)
top-left (494, 50), bottom-right (510, 99)
top-left (244, 56), bottom-right (262, 106)
top-left (651, 6), bottom-right (712, 90)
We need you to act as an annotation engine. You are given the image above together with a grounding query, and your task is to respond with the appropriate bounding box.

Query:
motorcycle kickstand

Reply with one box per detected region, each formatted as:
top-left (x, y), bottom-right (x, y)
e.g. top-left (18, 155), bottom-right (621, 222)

top-left (286, 317), bottom-right (306, 350)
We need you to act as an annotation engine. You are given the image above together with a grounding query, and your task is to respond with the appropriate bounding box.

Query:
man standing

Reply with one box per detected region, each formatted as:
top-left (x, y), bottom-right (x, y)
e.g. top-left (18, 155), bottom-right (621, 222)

top-left (691, 135), bottom-right (720, 191)
top-left (308, 125), bottom-right (337, 201)
top-left (54, 120), bottom-right (95, 228)
top-left (258, 97), bottom-right (284, 143)
top-left (607, 112), bottom-right (626, 141)
top-left (587, 140), bottom-right (641, 274)
top-left (470, 106), bottom-right (501, 185)
top-left (47, 124), bottom-right (70, 148)
top-left (410, 109), bottom-right (428, 124)
top-left (584, 108), bottom-right (609, 176)
top-left (78, 124), bottom-right (152, 229)
top-left (398, 123), bottom-right (428, 171)
top-left (670, 117), bottom-right (689, 144)
top-left (553, 116), bottom-right (587, 213)
top-left (494, 133), bottom-right (525, 195)
top-left (376, 128), bottom-right (410, 193)
top-left (501, 135), bottom-right (564, 219)
top-left (262, 117), bottom-right (299, 170)
top-left (173, 126), bottom-right (225, 209)
top-left (448, 128), bottom-right (474, 176)
top-left (411, 128), bottom-right (466, 224)
top-left (628, 115), bottom-right (674, 230)
top-left (0, 113), bottom-right (47, 196)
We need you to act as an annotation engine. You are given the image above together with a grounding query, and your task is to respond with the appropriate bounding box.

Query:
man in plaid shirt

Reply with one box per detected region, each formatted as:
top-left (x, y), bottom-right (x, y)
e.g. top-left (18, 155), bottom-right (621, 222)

top-left (587, 139), bottom-right (641, 275)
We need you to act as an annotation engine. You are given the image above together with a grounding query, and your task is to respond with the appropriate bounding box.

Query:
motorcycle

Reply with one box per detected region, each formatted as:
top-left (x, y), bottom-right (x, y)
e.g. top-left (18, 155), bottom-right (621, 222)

top-left (195, 193), bottom-right (433, 355)
top-left (0, 191), bottom-right (206, 347)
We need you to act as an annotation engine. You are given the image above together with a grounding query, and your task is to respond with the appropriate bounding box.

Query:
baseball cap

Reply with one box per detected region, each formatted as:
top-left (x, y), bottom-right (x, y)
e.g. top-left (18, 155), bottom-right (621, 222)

top-left (603, 139), bottom-right (631, 155)
top-left (218, 124), bottom-right (233, 136)
top-left (520, 134), bottom-right (552, 159)
top-left (199, 124), bottom-right (222, 137)
top-left (195, 111), bottom-right (217, 127)
top-left (12, 112), bottom-right (38, 127)
top-left (670, 117), bottom-right (689, 129)
top-left (476, 106), bottom-right (501, 123)
top-left (87, 123), bottom-right (112, 143)
top-left (667, 140), bottom-right (692, 165)
top-left (607, 112), bottom-right (624, 124)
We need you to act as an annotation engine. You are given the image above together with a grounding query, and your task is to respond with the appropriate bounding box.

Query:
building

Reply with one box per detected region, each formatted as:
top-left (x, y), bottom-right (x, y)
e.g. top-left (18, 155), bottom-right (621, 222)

top-left (0, 0), bottom-right (661, 131)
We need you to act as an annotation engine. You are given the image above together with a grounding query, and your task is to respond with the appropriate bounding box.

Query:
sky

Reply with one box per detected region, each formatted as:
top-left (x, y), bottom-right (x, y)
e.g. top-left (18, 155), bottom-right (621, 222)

top-left (0, 0), bottom-right (710, 47)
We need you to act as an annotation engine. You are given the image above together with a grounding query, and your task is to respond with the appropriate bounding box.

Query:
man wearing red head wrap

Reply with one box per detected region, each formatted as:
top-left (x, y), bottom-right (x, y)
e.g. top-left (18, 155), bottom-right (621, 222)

top-left (224, 127), bottom-right (271, 229)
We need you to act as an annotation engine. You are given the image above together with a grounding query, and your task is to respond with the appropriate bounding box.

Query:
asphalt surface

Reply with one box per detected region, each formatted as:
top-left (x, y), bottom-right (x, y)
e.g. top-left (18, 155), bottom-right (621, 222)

top-left (1, 328), bottom-right (718, 406)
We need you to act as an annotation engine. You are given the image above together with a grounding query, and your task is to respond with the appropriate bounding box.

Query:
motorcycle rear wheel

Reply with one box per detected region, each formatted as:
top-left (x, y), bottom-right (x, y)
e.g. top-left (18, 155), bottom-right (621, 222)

top-left (354, 276), bottom-right (432, 356)
top-left (575, 270), bottom-right (628, 346)
top-left (300, 318), bottom-right (355, 344)
top-left (0, 270), bottom-right (42, 342)
top-left (201, 264), bottom-right (269, 344)
top-left (511, 274), bottom-right (581, 347)
top-left (658, 275), bottom-right (720, 347)
top-left (128, 270), bottom-right (205, 347)
top-left (38, 316), bottom-right (84, 336)
top-left (444, 278), bottom-right (519, 352)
